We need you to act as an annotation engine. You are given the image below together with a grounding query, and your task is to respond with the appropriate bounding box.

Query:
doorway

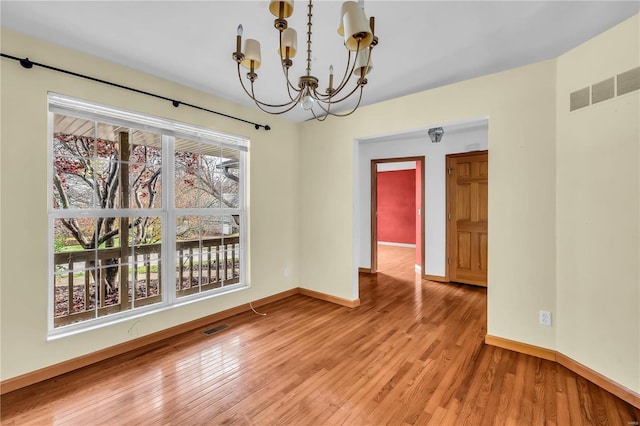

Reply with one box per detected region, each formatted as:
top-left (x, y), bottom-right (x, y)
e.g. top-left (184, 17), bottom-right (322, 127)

top-left (446, 150), bottom-right (488, 286)
top-left (370, 156), bottom-right (425, 275)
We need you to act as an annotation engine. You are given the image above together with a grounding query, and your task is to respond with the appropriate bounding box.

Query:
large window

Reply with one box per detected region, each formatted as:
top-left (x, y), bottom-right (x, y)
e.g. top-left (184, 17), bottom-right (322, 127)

top-left (48, 94), bottom-right (247, 335)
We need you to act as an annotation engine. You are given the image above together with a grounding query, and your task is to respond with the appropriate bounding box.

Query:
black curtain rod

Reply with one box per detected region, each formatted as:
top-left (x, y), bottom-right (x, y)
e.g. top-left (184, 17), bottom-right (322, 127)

top-left (1, 53), bottom-right (271, 131)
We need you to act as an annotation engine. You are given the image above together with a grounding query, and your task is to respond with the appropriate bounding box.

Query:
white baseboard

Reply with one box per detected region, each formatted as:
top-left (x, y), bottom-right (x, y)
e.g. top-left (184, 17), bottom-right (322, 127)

top-left (377, 241), bottom-right (416, 248)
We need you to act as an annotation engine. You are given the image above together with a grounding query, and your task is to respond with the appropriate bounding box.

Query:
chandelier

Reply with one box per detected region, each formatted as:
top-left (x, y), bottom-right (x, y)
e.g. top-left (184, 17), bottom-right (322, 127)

top-left (232, 0), bottom-right (378, 120)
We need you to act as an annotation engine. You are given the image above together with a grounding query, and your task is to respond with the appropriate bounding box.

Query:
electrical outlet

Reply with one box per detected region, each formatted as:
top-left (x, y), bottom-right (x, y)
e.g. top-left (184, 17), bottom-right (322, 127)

top-left (539, 310), bottom-right (552, 326)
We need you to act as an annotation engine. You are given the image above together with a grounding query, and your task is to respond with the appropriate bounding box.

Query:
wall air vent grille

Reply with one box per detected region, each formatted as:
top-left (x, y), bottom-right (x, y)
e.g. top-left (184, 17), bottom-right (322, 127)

top-left (592, 77), bottom-right (615, 104)
top-left (617, 67), bottom-right (640, 96)
top-left (569, 66), bottom-right (639, 112)
top-left (570, 87), bottom-right (590, 111)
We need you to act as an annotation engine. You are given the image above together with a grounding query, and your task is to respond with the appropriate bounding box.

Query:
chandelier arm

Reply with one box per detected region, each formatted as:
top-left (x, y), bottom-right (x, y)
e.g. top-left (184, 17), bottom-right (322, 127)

top-left (282, 65), bottom-right (302, 101)
top-left (252, 95), bottom-right (304, 115)
top-left (278, 32), bottom-right (302, 98)
top-left (331, 44), bottom-right (362, 96)
top-left (312, 79), bottom-right (363, 105)
top-left (251, 85), bottom-right (304, 115)
top-left (313, 73), bottom-right (359, 102)
top-left (236, 64), bottom-right (299, 108)
top-left (314, 87), bottom-right (365, 118)
top-left (309, 106), bottom-right (330, 122)
top-left (317, 100), bottom-right (331, 121)
top-left (311, 51), bottom-right (353, 101)
top-left (314, 51), bottom-right (367, 103)
top-left (316, 41), bottom-right (364, 101)
top-left (309, 102), bottom-right (332, 121)
top-left (317, 93), bottom-right (331, 120)
top-left (250, 79), bottom-right (304, 110)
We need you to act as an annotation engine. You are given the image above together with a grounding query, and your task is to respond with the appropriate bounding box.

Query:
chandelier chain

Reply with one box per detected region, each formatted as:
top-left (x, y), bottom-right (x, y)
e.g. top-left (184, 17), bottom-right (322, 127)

top-left (306, 0), bottom-right (313, 77)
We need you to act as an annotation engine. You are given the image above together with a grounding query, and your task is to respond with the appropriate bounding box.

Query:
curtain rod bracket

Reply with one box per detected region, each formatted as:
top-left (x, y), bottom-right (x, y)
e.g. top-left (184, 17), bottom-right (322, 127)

top-left (19, 57), bottom-right (33, 69)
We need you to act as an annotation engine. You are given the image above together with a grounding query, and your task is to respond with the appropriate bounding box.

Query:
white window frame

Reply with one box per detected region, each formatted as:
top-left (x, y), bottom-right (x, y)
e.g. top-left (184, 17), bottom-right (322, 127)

top-left (47, 93), bottom-right (248, 339)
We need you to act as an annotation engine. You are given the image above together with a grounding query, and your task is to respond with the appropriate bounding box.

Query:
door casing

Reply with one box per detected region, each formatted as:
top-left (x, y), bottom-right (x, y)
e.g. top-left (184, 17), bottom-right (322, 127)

top-left (370, 156), bottom-right (425, 276)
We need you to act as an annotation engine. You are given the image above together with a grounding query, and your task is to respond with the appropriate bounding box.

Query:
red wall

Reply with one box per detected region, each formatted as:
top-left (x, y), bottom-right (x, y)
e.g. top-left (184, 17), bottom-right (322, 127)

top-left (377, 169), bottom-right (416, 244)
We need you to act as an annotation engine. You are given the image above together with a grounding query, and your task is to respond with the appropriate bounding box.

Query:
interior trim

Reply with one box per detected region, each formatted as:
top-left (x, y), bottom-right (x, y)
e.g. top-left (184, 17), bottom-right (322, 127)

top-left (556, 352), bottom-right (640, 409)
top-left (298, 288), bottom-right (361, 308)
top-left (485, 335), bottom-right (556, 361)
top-left (423, 274), bottom-right (448, 282)
top-left (370, 156), bottom-right (426, 275)
top-left (485, 334), bottom-right (640, 409)
top-left (0, 287), bottom-right (359, 395)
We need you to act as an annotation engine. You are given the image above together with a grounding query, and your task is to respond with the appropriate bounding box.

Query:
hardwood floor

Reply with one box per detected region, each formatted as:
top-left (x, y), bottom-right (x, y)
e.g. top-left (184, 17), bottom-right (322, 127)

top-left (2, 245), bottom-right (639, 425)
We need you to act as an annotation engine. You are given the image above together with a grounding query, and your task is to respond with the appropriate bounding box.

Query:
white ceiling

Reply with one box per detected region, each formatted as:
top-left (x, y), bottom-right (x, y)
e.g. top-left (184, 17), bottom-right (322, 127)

top-left (2, 1), bottom-right (638, 123)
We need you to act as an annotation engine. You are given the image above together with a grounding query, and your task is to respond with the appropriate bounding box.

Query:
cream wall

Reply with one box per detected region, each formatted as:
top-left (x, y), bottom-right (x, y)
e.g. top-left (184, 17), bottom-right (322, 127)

top-left (298, 59), bottom-right (558, 350)
top-left (0, 29), bottom-right (299, 381)
top-left (556, 15), bottom-right (640, 392)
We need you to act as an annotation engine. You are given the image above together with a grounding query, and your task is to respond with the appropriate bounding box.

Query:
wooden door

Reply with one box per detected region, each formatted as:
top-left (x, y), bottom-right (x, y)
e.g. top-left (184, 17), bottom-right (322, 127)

top-left (447, 151), bottom-right (488, 286)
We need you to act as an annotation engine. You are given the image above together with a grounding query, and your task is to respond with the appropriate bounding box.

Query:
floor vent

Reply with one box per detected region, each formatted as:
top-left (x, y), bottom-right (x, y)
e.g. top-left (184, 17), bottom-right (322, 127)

top-left (202, 323), bottom-right (230, 336)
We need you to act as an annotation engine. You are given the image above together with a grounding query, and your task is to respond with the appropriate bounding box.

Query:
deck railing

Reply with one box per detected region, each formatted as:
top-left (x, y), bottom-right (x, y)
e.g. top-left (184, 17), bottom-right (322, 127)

top-left (175, 236), bottom-right (240, 297)
top-left (53, 236), bottom-right (240, 327)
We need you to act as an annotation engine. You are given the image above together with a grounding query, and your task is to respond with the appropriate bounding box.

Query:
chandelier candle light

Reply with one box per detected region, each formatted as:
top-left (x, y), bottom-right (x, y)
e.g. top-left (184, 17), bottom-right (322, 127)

top-left (232, 0), bottom-right (378, 120)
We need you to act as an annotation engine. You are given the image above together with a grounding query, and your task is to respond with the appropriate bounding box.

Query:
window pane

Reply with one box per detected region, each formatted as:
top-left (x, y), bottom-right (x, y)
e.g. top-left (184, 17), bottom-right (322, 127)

top-left (96, 122), bottom-right (121, 160)
top-left (174, 215), bottom-right (240, 298)
top-left (132, 216), bottom-right (162, 306)
top-left (95, 217), bottom-right (122, 249)
top-left (175, 215), bottom-right (240, 296)
top-left (200, 216), bottom-right (225, 287)
top-left (174, 139), bottom-right (240, 209)
top-left (95, 123), bottom-right (129, 210)
top-left (54, 217), bottom-right (95, 256)
top-left (53, 217), bottom-right (98, 326)
top-left (175, 139), bottom-right (200, 209)
top-left (221, 164), bottom-right (240, 209)
top-left (95, 160), bottom-right (121, 209)
top-left (54, 268), bottom-right (96, 326)
top-left (96, 264), bottom-right (126, 313)
top-left (53, 119), bottom-right (96, 209)
top-left (198, 145), bottom-right (223, 209)
top-left (132, 250), bottom-right (161, 301)
top-left (95, 216), bottom-right (129, 316)
top-left (200, 216), bottom-right (224, 289)
top-left (130, 130), bottom-right (162, 209)
top-left (218, 215), bottom-right (240, 284)
top-left (54, 113), bottom-right (95, 138)
top-left (176, 215), bottom-right (200, 295)
top-left (52, 117), bottom-right (132, 211)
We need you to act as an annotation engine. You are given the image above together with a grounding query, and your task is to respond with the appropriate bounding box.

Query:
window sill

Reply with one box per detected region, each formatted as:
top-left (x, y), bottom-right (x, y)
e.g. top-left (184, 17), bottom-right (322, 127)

top-left (47, 283), bottom-right (249, 341)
